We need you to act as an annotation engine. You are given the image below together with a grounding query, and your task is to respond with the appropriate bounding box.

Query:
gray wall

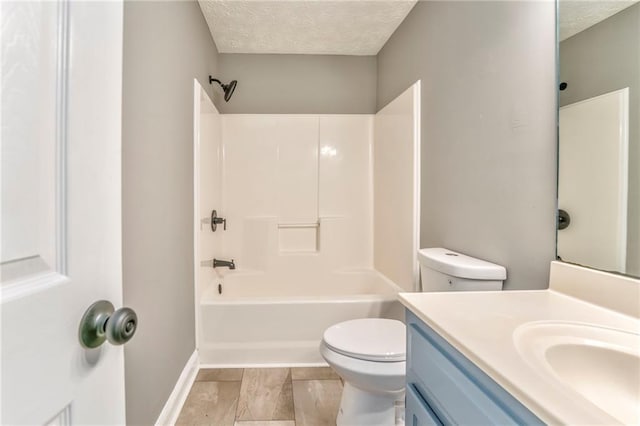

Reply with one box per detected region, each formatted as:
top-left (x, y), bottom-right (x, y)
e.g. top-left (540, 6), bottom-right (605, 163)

top-left (560, 3), bottom-right (640, 276)
top-left (122, 2), bottom-right (219, 424)
top-left (377, 1), bottom-right (558, 290)
top-left (217, 54), bottom-right (377, 113)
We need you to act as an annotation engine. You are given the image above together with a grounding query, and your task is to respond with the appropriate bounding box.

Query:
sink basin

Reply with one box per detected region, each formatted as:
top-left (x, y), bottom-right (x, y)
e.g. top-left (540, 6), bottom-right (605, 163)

top-left (514, 321), bottom-right (640, 424)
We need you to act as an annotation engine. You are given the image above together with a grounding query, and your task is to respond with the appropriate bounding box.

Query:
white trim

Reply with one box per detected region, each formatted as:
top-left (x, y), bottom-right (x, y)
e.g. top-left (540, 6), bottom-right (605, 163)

top-left (1, 272), bottom-right (69, 304)
top-left (411, 80), bottom-right (421, 292)
top-left (615, 88), bottom-right (629, 273)
top-left (192, 79), bottom-right (202, 351)
top-left (367, 115), bottom-right (375, 270)
top-left (155, 350), bottom-right (199, 426)
top-left (199, 362), bottom-right (328, 369)
top-left (55, 0), bottom-right (69, 275)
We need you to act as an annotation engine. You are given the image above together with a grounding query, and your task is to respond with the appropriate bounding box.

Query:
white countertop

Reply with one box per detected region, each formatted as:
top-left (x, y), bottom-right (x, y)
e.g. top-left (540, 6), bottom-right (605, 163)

top-left (398, 289), bottom-right (640, 425)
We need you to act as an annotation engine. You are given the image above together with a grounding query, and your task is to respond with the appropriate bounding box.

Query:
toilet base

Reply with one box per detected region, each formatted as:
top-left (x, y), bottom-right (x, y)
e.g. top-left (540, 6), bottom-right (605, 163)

top-left (337, 382), bottom-right (405, 426)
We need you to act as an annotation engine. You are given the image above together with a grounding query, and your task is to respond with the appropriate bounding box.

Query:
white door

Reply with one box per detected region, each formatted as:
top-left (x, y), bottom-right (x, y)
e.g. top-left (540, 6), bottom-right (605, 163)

top-left (558, 88), bottom-right (629, 273)
top-left (1, 1), bottom-right (127, 424)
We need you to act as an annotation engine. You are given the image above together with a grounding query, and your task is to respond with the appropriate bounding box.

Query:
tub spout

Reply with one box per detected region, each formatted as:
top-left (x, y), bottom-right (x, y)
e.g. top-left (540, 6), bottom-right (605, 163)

top-left (213, 258), bottom-right (235, 270)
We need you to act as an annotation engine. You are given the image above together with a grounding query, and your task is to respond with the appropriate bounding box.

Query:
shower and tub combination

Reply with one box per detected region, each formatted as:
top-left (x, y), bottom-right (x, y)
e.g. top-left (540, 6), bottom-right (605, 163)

top-left (194, 79), bottom-right (421, 366)
top-left (200, 269), bottom-right (404, 364)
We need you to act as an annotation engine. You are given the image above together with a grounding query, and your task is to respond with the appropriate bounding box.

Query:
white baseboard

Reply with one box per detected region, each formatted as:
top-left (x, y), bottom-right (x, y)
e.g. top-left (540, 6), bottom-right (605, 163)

top-left (155, 350), bottom-right (199, 426)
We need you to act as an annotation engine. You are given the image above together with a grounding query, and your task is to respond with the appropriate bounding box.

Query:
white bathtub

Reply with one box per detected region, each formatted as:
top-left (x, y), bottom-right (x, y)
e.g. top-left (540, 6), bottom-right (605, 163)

top-left (198, 270), bottom-right (405, 366)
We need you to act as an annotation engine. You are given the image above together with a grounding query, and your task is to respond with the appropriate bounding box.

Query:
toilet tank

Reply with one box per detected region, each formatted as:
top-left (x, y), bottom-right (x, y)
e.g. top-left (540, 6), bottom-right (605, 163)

top-left (417, 248), bottom-right (506, 292)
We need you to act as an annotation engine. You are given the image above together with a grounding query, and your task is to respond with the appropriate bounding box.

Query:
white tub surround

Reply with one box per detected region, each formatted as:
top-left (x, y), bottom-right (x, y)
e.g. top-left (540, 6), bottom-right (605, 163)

top-left (399, 261), bottom-right (640, 425)
top-left (196, 87), bottom-right (421, 367)
top-left (220, 115), bottom-right (373, 268)
top-left (374, 82), bottom-right (421, 292)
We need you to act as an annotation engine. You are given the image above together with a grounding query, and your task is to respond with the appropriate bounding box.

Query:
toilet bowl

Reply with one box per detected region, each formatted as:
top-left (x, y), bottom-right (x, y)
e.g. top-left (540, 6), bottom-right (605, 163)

top-left (320, 248), bottom-right (508, 425)
top-left (320, 318), bottom-right (406, 426)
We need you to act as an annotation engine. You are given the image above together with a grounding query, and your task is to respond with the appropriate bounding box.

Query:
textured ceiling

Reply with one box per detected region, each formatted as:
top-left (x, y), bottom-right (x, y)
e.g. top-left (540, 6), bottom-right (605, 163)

top-left (559, 0), bottom-right (639, 41)
top-left (197, 0), bottom-right (417, 55)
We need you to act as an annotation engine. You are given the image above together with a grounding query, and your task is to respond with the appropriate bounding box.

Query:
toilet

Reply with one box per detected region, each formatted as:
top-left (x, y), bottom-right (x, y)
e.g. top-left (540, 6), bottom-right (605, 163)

top-left (320, 248), bottom-right (507, 426)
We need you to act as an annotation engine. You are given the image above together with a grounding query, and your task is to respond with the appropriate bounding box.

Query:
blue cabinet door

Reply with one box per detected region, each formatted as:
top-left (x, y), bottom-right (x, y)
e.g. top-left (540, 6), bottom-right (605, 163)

top-left (406, 384), bottom-right (442, 426)
top-left (405, 310), bottom-right (544, 425)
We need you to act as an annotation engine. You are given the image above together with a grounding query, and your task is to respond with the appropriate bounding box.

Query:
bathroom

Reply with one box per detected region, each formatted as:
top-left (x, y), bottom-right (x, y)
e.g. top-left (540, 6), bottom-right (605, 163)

top-left (1, 0), bottom-right (638, 425)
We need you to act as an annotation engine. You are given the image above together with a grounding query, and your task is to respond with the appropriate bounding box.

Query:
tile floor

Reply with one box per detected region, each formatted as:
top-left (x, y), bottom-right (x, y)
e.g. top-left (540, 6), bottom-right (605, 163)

top-left (176, 367), bottom-right (343, 426)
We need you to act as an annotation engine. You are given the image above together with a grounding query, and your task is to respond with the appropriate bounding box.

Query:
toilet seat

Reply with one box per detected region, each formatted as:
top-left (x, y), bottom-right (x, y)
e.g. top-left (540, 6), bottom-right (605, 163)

top-left (322, 318), bottom-right (406, 362)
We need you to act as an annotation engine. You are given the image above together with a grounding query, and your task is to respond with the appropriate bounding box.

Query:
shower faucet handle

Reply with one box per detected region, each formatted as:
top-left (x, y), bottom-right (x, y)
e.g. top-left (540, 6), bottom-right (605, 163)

top-left (210, 210), bottom-right (226, 232)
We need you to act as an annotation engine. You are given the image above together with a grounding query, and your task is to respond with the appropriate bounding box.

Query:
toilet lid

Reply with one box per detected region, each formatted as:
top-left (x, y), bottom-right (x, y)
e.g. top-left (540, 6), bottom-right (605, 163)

top-left (322, 319), bottom-right (406, 362)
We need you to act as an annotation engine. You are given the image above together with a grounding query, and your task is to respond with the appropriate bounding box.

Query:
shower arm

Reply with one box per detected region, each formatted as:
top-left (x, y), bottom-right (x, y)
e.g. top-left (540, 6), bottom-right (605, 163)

top-left (209, 76), bottom-right (223, 87)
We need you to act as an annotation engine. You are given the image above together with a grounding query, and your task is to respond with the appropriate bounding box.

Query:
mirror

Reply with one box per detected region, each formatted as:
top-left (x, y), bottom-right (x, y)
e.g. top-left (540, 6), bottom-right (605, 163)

top-left (557, 0), bottom-right (639, 278)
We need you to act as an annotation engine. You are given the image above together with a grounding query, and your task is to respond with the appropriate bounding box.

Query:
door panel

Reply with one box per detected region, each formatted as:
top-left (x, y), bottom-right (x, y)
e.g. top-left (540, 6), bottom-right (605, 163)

top-left (1, 0), bottom-right (60, 291)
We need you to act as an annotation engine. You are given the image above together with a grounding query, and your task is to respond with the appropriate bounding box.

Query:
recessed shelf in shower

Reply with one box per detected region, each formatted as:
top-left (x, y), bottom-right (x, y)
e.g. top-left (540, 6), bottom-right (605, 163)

top-left (278, 221), bottom-right (319, 253)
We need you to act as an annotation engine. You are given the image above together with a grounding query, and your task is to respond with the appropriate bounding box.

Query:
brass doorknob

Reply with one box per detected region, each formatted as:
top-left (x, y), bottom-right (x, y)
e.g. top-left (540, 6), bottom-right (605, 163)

top-left (79, 300), bottom-right (138, 348)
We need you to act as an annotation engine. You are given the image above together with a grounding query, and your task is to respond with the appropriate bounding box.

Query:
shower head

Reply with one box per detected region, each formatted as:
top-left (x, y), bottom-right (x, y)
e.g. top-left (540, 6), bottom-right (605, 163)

top-left (223, 80), bottom-right (237, 102)
top-left (209, 76), bottom-right (237, 102)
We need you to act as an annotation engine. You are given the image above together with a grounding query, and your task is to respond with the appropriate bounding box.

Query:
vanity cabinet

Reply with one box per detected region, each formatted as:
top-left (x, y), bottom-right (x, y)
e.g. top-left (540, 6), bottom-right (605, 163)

top-left (405, 311), bottom-right (543, 426)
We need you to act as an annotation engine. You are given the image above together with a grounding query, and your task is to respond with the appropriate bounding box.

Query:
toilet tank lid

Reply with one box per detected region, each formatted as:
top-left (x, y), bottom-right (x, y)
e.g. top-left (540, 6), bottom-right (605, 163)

top-left (417, 248), bottom-right (506, 280)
